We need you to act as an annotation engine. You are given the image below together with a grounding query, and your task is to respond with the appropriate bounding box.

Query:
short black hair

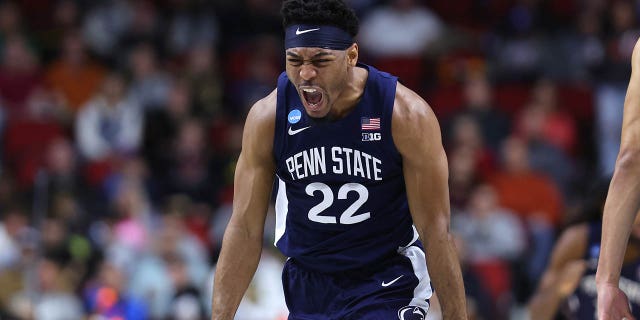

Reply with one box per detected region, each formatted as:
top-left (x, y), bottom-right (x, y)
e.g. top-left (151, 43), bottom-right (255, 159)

top-left (281, 0), bottom-right (359, 38)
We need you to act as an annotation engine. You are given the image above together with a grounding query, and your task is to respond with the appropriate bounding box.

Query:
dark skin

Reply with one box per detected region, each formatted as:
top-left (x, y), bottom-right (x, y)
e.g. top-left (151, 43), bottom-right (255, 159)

top-left (285, 45), bottom-right (364, 120)
top-left (211, 44), bottom-right (467, 319)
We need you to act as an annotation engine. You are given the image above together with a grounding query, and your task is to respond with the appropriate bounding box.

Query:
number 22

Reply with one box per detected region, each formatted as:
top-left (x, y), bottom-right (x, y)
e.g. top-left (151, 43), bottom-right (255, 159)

top-left (305, 182), bottom-right (370, 224)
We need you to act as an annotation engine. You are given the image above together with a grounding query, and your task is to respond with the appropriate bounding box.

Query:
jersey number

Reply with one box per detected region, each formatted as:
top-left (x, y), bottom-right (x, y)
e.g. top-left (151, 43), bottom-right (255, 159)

top-left (305, 182), bottom-right (371, 224)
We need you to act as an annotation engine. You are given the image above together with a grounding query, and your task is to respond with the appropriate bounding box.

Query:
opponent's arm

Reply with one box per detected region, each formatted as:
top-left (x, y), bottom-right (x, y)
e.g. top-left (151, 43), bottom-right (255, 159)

top-left (393, 84), bottom-right (467, 320)
top-left (211, 91), bottom-right (277, 320)
top-left (596, 37), bottom-right (640, 320)
top-left (528, 224), bottom-right (588, 320)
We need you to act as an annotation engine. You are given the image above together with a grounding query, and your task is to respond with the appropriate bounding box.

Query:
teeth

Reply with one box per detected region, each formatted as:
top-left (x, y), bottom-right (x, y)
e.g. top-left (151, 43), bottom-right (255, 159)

top-left (302, 88), bottom-right (317, 93)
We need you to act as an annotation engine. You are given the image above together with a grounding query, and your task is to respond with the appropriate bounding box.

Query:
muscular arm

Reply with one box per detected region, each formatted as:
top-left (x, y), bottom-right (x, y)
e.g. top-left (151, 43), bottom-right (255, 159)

top-left (528, 224), bottom-right (588, 320)
top-left (596, 37), bottom-right (640, 320)
top-left (211, 91), bottom-right (277, 320)
top-left (392, 84), bottom-right (467, 319)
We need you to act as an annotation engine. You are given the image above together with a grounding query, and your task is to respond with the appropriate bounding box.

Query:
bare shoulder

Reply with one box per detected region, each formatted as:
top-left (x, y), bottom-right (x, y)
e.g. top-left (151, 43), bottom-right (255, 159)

top-left (392, 83), bottom-right (441, 153)
top-left (243, 89), bottom-right (277, 161)
top-left (246, 89), bottom-right (277, 130)
top-left (392, 83), bottom-right (433, 125)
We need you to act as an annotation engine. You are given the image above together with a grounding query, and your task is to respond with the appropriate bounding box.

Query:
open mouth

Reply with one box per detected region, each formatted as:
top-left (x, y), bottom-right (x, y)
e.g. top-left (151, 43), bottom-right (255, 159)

top-left (302, 88), bottom-right (323, 108)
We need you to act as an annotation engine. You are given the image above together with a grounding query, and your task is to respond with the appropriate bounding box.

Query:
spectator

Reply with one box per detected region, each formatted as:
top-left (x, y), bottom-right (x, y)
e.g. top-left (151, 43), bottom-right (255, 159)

top-left (454, 184), bottom-right (526, 263)
top-left (359, 0), bottom-right (445, 57)
top-left (161, 119), bottom-right (224, 207)
top-left (82, 0), bottom-right (133, 60)
top-left (165, 2), bottom-right (219, 57)
top-left (127, 211), bottom-right (209, 318)
top-left (447, 114), bottom-right (496, 180)
top-left (3, 87), bottom-right (67, 189)
top-left (0, 2), bottom-right (25, 43)
top-left (76, 72), bottom-right (143, 161)
top-left (183, 43), bottom-right (224, 118)
top-left (32, 250), bottom-right (85, 320)
top-left (490, 136), bottom-right (564, 303)
top-left (0, 205), bottom-right (28, 269)
top-left (453, 184), bottom-right (526, 318)
top-left (0, 33), bottom-right (42, 119)
top-left (83, 260), bottom-right (148, 320)
top-left (35, 0), bottom-right (82, 60)
top-left (516, 101), bottom-right (574, 198)
top-left (126, 42), bottom-right (172, 111)
top-left (454, 73), bottom-right (511, 152)
top-left (45, 30), bottom-right (107, 115)
top-left (448, 144), bottom-right (480, 214)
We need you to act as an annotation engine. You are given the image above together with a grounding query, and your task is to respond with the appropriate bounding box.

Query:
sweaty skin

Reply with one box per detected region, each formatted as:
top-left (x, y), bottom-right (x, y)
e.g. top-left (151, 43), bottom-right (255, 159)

top-left (211, 91), bottom-right (276, 320)
top-left (392, 83), bottom-right (468, 320)
top-left (211, 43), bottom-right (467, 319)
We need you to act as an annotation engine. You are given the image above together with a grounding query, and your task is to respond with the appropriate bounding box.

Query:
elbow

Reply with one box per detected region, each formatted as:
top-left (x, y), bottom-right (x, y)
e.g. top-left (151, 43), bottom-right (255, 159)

top-left (419, 225), bottom-right (457, 246)
top-left (615, 147), bottom-right (640, 173)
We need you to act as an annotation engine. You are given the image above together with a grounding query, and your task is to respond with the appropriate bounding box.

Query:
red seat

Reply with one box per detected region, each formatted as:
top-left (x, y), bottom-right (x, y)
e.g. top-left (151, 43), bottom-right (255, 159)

top-left (3, 119), bottom-right (65, 188)
top-left (470, 260), bottom-right (512, 308)
top-left (373, 56), bottom-right (425, 92)
top-left (557, 84), bottom-right (593, 121)
top-left (493, 83), bottom-right (530, 117)
top-left (425, 85), bottom-right (463, 119)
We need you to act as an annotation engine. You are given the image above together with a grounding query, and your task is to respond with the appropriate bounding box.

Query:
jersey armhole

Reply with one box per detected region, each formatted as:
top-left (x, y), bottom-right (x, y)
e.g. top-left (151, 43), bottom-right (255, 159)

top-left (383, 74), bottom-right (402, 162)
top-left (273, 72), bottom-right (289, 163)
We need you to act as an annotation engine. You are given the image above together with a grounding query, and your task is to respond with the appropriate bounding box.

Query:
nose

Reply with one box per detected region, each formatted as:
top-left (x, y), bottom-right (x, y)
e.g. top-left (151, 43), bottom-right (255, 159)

top-left (299, 64), bottom-right (317, 81)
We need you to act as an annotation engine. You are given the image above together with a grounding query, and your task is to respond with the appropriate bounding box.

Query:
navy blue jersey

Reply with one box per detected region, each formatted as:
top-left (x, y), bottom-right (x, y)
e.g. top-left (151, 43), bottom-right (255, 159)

top-left (272, 63), bottom-right (418, 273)
top-left (563, 222), bottom-right (640, 319)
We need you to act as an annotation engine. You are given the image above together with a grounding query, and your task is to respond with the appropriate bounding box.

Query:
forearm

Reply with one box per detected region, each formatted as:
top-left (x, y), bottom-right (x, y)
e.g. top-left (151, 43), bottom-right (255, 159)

top-left (597, 157), bottom-right (640, 285)
top-left (528, 286), bottom-right (564, 320)
top-left (211, 224), bottom-right (264, 320)
top-left (423, 232), bottom-right (467, 319)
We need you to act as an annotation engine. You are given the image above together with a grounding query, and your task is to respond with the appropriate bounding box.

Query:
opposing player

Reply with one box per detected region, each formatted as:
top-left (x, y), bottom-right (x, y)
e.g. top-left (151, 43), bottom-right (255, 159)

top-left (528, 181), bottom-right (640, 320)
top-left (596, 37), bottom-right (640, 320)
top-left (211, 0), bottom-right (467, 319)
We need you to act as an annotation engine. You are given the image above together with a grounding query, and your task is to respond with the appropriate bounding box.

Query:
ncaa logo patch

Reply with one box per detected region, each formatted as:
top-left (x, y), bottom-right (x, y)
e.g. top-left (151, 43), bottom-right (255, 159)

top-left (288, 109), bottom-right (302, 124)
top-left (397, 306), bottom-right (426, 320)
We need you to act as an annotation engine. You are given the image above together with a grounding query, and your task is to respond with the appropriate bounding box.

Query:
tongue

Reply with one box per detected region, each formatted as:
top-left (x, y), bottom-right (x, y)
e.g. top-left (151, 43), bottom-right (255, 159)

top-left (304, 91), bottom-right (322, 105)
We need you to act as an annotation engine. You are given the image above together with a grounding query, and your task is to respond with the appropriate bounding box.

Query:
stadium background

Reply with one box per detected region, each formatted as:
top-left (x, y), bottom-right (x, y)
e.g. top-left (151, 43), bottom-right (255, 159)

top-left (0, 0), bottom-right (633, 319)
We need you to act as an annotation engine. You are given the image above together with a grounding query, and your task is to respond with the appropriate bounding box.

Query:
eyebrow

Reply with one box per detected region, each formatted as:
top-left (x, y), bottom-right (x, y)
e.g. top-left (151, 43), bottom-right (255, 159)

top-left (286, 52), bottom-right (334, 59)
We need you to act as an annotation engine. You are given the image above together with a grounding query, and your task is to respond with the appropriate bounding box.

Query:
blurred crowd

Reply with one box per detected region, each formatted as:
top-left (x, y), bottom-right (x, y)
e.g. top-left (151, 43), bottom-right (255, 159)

top-left (0, 0), bottom-right (636, 319)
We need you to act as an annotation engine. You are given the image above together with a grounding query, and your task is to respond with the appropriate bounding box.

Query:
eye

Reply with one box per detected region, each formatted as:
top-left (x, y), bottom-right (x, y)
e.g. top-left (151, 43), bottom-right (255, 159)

top-left (312, 59), bottom-right (332, 67)
top-left (287, 59), bottom-right (303, 67)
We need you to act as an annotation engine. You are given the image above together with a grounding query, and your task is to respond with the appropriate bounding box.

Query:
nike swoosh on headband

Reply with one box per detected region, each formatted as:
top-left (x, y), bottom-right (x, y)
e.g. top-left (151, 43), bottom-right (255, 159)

top-left (296, 27), bottom-right (320, 35)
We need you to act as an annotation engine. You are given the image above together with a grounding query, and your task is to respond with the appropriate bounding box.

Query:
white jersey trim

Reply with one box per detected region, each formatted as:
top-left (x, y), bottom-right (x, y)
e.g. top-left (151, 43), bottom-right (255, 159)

top-left (400, 245), bottom-right (433, 308)
top-left (274, 176), bottom-right (288, 246)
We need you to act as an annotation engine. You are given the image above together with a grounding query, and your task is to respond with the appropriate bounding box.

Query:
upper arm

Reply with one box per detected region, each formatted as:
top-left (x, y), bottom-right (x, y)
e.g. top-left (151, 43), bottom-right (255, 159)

top-left (619, 40), bottom-right (640, 156)
top-left (229, 90), bottom-right (277, 239)
top-left (392, 83), bottom-right (450, 235)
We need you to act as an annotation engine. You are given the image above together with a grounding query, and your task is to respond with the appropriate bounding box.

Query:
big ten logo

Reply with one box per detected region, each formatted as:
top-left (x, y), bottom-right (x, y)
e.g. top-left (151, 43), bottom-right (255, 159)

top-left (362, 132), bottom-right (381, 141)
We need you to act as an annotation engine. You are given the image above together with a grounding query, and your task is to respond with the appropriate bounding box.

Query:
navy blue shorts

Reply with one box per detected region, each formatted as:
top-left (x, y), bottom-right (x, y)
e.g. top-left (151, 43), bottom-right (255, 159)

top-left (282, 245), bottom-right (432, 320)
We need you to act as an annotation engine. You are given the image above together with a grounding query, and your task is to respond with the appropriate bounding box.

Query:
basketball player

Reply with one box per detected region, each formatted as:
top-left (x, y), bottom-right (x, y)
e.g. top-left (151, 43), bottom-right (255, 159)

top-left (211, 0), bottom-right (467, 319)
top-left (528, 181), bottom-right (640, 320)
top-left (597, 37), bottom-right (640, 320)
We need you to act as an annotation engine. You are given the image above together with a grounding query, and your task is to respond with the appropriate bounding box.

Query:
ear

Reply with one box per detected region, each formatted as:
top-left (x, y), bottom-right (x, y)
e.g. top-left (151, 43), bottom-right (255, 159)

top-left (347, 43), bottom-right (359, 67)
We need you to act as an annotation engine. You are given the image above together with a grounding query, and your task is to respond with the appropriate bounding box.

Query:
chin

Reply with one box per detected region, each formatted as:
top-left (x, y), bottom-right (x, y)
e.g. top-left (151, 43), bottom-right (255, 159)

top-left (305, 110), bottom-right (330, 121)
top-left (303, 104), bottom-right (330, 119)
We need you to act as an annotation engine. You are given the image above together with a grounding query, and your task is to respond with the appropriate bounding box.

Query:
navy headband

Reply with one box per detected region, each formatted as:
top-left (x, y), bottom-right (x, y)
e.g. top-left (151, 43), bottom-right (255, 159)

top-left (285, 24), bottom-right (354, 50)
